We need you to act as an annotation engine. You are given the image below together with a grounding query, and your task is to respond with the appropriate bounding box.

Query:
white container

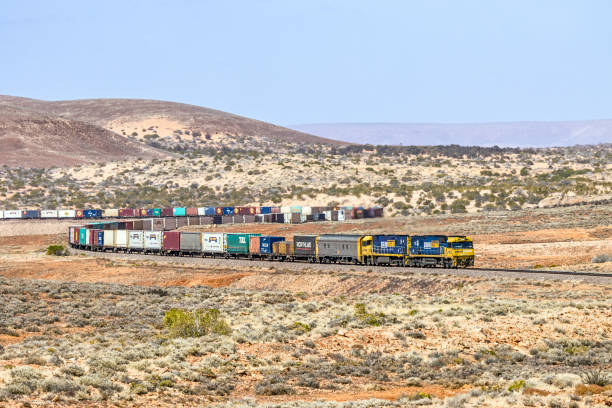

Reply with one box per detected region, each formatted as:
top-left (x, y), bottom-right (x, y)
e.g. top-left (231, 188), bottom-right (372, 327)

top-left (128, 231), bottom-right (144, 249)
top-left (115, 230), bottom-right (128, 248)
top-left (144, 231), bottom-right (162, 250)
top-left (300, 215), bottom-right (307, 223)
top-left (301, 206), bottom-right (312, 215)
top-left (324, 210), bottom-right (332, 221)
top-left (4, 210), bottom-right (22, 219)
top-left (103, 230), bottom-right (115, 247)
top-left (338, 209), bottom-right (345, 221)
top-left (197, 207), bottom-right (206, 216)
top-left (0, 211), bottom-right (3, 219)
top-left (284, 212), bottom-right (291, 224)
top-left (41, 210), bottom-right (58, 218)
top-left (202, 233), bottom-right (224, 253)
top-left (58, 209), bottom-right (76, 218)
top-left (103, 208), bottom-right (119, 218)
top-left (85, 229), bottom-right (91, 246)
top-left (280, 206), bottom-right (291, 214)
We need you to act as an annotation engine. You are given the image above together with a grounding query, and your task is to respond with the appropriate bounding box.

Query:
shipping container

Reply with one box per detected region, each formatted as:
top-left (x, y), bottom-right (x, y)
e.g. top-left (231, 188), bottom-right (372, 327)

top-left (188, 216), bottom-right (200, 226)
top-left (147, 208), bottom-right (162, 217)
top-left (139, 208), bottom-right (148, 217)
top-left (247, 206), bottom-right (257, 215)
top-left (294, 235), bottom-right (317, 259)
top-left (234, 207), bottom-right (245, 215)
top-left (142, 219), bottom-right (153, 231)
top-left (144, 231), bottom-right (162, 251)
top-left (283, 213), bottom-right (292, 224)
top-left (94, 230), bottom-right (104, 247)
top-left (176, 217), bottom-right (188, 228)
top-left (249, 236), bottom-right (261, 255)
top-left (271, 206), bottom-right (281, 214)
top-left (0, 210), bottom-right (3, 219)
top-left (280, 206), bottom-right (291, 213)
top-left (202, 233), bottom-right (225, 254)
top-left (215, 207), bottom-right (223, 215)
top-left (234, 215), bottom-right (244, 224)
top-left (301, 206), bottom-right (312, 215)
top-left (338, 209), bottom-right (345, 221)
top-left (128, 231), bottom-right (144, 251)
top-left (162, 231), bottom-right (180, 253)
top-left (117, 221), bottom-right (127, 230)
top-left (119, 208), bottom-right (135, 218)
top-left (152, 219), bottom-right (164, 231)
top-left (161, 208), bottom-right (173, 217)
top-left (75, 210), bottom-right (84, 219)
top-left (68, 227), bottom-right (76, 245)
top-left (272, 241), bottom-right (294, 258)
top-left (124, 221), bottom-right (134, 230)
top-left (213, 215), bottom-right (222, 225)
top-left (260, 206), bottom-right (272, 214)
top-left (78, 228), bottom-right (87, 246)
top-left (88, 229), bottom-right (97, 246)
top-left (163, 217), bottom-right (177, 230)
top-left (222, 207), bottom-right (234, 215)
top-left (222, 215), bottom-right (234, 224)
top-left (41, 209), bottom-right (58, 218)
top-left (317, 234), bottom-right (362, 262)
top-left (133, 220), bottom-right (144, 230)
top-left (115, 230), bottom-right (128, 249)
top-left (331, 211), bottom-right (339, 221)
top-left (244, 215), bottom-right (256, 223)
top-left (102, 208), bottom-right (119, 218)
top-left (204, 207), bottom-right (216, 216)
top-left (226, 233), bottom-right (261, 255)
top-left (197, 207), bottom-right (206, 216)
top-left (260, 236), bottom-right (285, 255)
top-left (23, 210), bottom-right (41, 219)
top-left (199, 216), bottom-right (212, 225)
top-left (173, 207), bottom-right (186, 217)
top-left (186, 207), bottom-right (198, 216)
top-left (103, 230), bottom-right (115, 248)
top-left (81, 209), bottom-right (101, 218)
top-left (290, 213), bottom-right (301, 224)
top-left (290, 206), bottom-right (302, 213)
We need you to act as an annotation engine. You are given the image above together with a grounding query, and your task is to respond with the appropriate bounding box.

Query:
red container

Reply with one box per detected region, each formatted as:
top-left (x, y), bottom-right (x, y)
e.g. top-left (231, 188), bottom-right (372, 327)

top-left (215, 207), bottom-right (223, 215)
top-left (255, 207), bottom-right (261, 214)
top-left (139, 208), bottom-right (148, 217)
top-left (186, 207), bottom-right (198, 216)
top-left (271, 207), bottom-right (281, 214)
top-left (125, 221), bottom-right (134, 230)
top-left (247, 206), bottom-right (257, 215)
top-left (249, 236), bottom-right (261, 254)
top-left (161, 208), bottom-right (173, 217)
top-left (119, 208), bottom-right (135, 218)
top-left (75, 209), bottom-right (84, 219)
top-left (162, 231), bottom-right (180, 251)
top-left (89, 229), bottom-right (98, 246)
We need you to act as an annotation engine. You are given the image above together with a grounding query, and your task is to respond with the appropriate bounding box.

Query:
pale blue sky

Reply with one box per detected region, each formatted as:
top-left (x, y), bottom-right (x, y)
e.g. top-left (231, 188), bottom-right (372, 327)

top-left (2, 0), bottom-right (611, 125)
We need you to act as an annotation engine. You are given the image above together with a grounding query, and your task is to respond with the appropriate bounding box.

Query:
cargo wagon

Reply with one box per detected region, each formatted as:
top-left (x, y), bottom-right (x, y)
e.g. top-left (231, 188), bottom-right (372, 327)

top-left (260, 236), bottom-right (285, 257)
top-left (201, 233), bottom-right (225, 257)
top-left (180, 232), bottom-right (201, 255)
top-left (226, 233), bottom-right (261, 257)
top-left (114, 230), bottom-right (129, 252)
top-left (162, 231), bottom-right (180, 255)
top-left (144, 231), bottom-right (162, 253)
top-left (128, 231), bottom-right (145, 253)
top-left (293, 235), bottom-right (318, 262)
top-left (317, 234), bottom-right (364, 264)
top-left (23, 210), bottom-right (41, 219)
top-left (103, 230), bottom-right (115, 250)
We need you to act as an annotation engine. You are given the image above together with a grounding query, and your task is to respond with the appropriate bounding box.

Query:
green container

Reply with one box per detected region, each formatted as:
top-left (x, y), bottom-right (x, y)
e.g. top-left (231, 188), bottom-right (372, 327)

top-left (152, 208), bottom-right (162, 217)
top-left (226, 233), bottom-right (261, 254)
top-left (173, 207), bottom-right (186, 217)
top-left (79, 228), bottom-right (87, 245)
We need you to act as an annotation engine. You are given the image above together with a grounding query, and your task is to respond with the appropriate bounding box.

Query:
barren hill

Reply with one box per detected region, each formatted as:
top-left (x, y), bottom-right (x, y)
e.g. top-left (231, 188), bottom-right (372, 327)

top-left (0, 105), bottom-right (170, 168)
top-left (0, 96), bottom-right (341, 147)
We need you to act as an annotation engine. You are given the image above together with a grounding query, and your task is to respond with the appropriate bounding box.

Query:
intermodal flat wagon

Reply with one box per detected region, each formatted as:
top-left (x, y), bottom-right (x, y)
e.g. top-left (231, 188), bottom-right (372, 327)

top-left (202, 233), bottom-right (224, 256)
top-left (226, 233), bottom-right (261, 256)
top-left (144, 231), bottom-right (162, 253)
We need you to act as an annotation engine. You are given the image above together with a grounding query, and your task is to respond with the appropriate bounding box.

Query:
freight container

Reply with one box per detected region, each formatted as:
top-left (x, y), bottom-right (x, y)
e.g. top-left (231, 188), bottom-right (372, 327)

top-left (249, 236), bottom-right (261, 255)
top-left (247, 206), bottom-right (257, 215)
top-left (128, 231), bottom-right (145, 252)
top-left (199, 216), bottom-right (212, 225)
top-left (147, 208), bottom-right (162, 217)
top-left (173, 207), bottom-right (186, 217)
top-left (197, 207), bottom-right (206, 216)
top-left (234, 207), bottom-right (245, 215)
top-left (119, 208), bottom-right (135, 218)
top-left (79, 228), bottom-right (87, 246)
top-left (290, 206), bottom-right (302, 213)
top-left (23, 210), bottom-right (41, 219)
top-left (0, 210), bottom-right (3, 219)
top-left (291, 213), bottom-right (301, 224)
top-left (294, 235), bottom-right (317, 260)
top-left (338, 209), bottom-right (345, 221)
top-left (133, 220), bottom-right (144, 230)
top-left (124, 221), bottom-right (134, 230)
top-left (222, 207), bottom-right (234, 215)
top-left (68, 227), bottom-right (76, 245)
top-left (300, 215), bottom-right (308, 223)
top-left (163, 217), bottom-right (176, 230)
top-left (234, 215), bottom-right (244, 224)
top-left (272, 241), bottom-right (294, 259)
top-left (317, 234), bottom-right (362, 263)
top-left (162, 231), bottom-right (180, 254)
top-left (176, 217), bottom-right (188, 228)
top-left (186, 207), bottom-right (198, 216)
top-left (75, 210), bottom-right (84, 219)
top-left (222, 215), bottom-right (234, 224)
top-left (301, 206), bottom-right (312, 216)
top-left (202, 233), bottom-right (225, 255)
top-left (188, 216), bottom-right (200, 226)
top-left (331, 211), bottom-right (338, 221)
top-left (144, 231), bottom-right (162, 252)
top-left (271, 206), bottom-right (281, 214)
top-left (226, 233), bottom-right (261, 255)
top-left (41, 209), bottom-right (58, 218)
top-left (103, 230), bottom-right (115, 249)
top-left (280, 206), bottom-right (291, 213)
top-left (108, 222), bottom-right (120, 230)
top-left (204, 207), bottom-right (216, 216)
top-left (102, 208), bottom-right (119, 218)
top-left (161, 208), bottom-right (173, 217)
top-left (213, 215), bottom-right (222, 225)
top-left (94, 230), bottom-right (104, 248)
top-left (260, 206), bottom-right (272, 214)
top-left (88, 229), bottom-right (97, 247)
top-left (324, 211), bottom-right (332, 221)
top-left (115, 230), bottom-right (128, 250)
top-left (139, 208), bottom-right (148, 217)
top-left (142, 219), bottom-right (153, 231)
top-left (152, 219), bottom-right (164, 230)
top-left (215, 207), bottom-right (223, 215)
top-left (260, 236), bottom-right (285, 255)
top-left (244, 215), bottom-right (256, 223)
top-left (117, 222), bottom-right (127, 230)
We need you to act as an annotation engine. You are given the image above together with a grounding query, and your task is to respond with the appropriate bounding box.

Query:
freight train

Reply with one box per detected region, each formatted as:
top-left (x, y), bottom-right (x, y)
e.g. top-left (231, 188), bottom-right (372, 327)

top-left (68, 226), bottom-right (475, 268)
top-left (0, 205), bottom-right (383, 223)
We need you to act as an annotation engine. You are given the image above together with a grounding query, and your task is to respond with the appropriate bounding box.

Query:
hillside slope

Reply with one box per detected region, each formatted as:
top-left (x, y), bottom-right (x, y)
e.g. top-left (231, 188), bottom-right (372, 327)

top-left (0, 96), bottom-right (342, 147)
top-left (0, 105), bottom-right (170, 168)
top-left (291, 121), bottom-right (612, 147)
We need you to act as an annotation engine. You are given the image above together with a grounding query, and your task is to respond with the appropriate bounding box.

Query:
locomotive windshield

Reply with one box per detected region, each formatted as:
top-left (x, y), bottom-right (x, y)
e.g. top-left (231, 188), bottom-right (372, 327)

top-left (451, 241), bottom-right (473, 249)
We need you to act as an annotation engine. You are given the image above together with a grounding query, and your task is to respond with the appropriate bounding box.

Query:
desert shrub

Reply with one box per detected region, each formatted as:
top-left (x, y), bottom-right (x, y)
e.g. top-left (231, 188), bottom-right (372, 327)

top-left (255, 376), bottom-right (295, 395)
top-left (46, 244), bottom-right (69, 256)
top-left (354, 303), bottom-right (384, 326)
top-left (508, 379), bottom-right (526, 392)
top-left (581, 369), bottom-right (610, 386)
top-left (591, 254), bottom-right (612, 263)
top-left (163, 308), bottom-right (231, 338)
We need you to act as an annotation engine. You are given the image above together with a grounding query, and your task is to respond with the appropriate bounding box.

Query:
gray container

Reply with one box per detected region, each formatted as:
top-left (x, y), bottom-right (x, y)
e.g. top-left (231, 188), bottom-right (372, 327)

top-left (244, 215), bottom-right (256, 223)
top-left (222, 215), bottom-right (234, 224)
top-left (199, 216), bottom-right (212, 225)
top-left (234, 215), bottom-right (245, 224)
top-left (180, 232), bottom-right (201, 253)
top-left (317, 234), bottom-right (362, 260)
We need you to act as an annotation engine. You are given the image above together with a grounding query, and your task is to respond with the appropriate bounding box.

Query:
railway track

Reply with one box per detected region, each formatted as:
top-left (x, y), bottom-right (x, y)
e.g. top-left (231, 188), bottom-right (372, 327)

top-left (470, 267), bottom-right (612, 278)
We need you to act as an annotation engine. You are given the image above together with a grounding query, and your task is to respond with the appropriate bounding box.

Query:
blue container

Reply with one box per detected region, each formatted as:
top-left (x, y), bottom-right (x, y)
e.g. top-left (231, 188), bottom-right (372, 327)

top-left (372, 235), bottom-right (409, 255)
top-left (260, 236), bottom-right (285, 254)
top-left (222, 207), bottom-right (234, 215)
top-left (173, 207), bottom-right (186, 217)
top-left (204, 207), bottom-right (216, 216)
top-left (23, 210), bottom-right (41, 219)
top-left (410, 235), bottom-right (447, 256)
top-left (83, 209), bottom-right (102, 218)
top-left (260, 206), bottom-right (271, 214)
top-left (96, 230), bottom-right (104, 246)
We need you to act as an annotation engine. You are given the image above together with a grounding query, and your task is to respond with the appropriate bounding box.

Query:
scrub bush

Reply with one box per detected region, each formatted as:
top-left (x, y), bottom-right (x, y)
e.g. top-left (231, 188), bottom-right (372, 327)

top-left (163, 308), bottom-right (231, 338)
top-left (46, 245), bottom-right (68, 256)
